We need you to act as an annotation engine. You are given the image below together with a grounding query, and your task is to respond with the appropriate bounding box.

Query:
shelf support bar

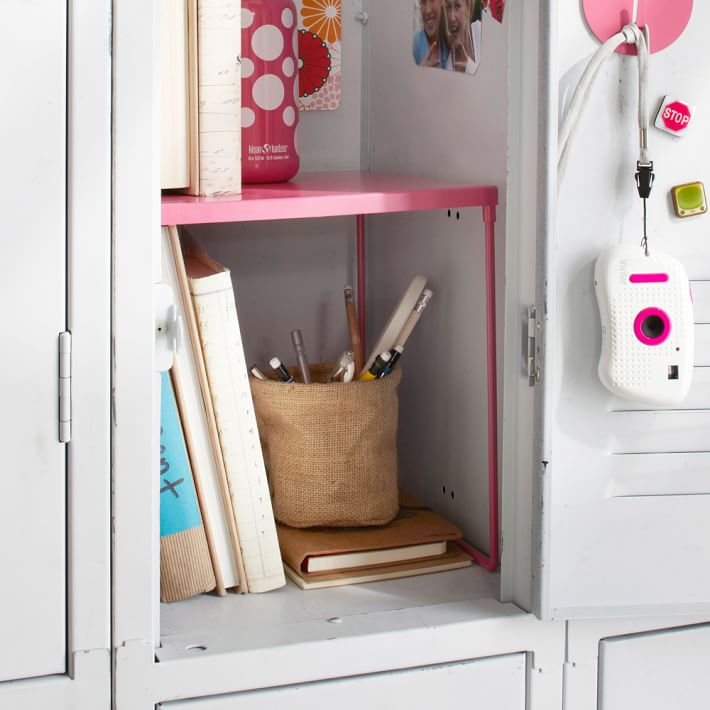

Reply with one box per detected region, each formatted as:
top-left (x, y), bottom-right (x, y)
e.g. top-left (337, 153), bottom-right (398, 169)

top-left (356, 214), bottom-right (366, 355)
top-left (457, 203), bottom-right (500, 572)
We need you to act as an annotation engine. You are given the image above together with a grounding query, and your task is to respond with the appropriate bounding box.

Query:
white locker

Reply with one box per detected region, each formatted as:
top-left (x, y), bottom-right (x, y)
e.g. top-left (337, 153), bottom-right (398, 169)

top-left (0, 0), bottom-right (68, 682)
top-left (0, 0), bottom-right (112, 706)
top-left (598, 624), bottom-right (710, 710)
top-left (107, 0), bottom-right (710, 707)
top-left (504, 0), bottom-right (710, 621)
top-left (158, 655), bottom-right (527, 710)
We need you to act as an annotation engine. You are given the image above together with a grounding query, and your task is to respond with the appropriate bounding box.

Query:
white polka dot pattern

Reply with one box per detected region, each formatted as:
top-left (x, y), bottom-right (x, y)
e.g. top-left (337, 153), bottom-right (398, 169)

top-left (241, 107), bottom-right (255, 128)
top-left (241, 57), bottom-right (255, 79)
top-left (283, 106), bottom-right (295, 126)
top-left (251, 24), bottom-right (284, 61)
top-left (241, 8), bottom-right (254, 28)
top-left (282, 57), bottom-right (295, 77)
top-left (281, 7), bottom-right (294, 28)
top-left (242, 0), bottom-right (300, 182)
top-left (252, 74), bottom-right (285, 111)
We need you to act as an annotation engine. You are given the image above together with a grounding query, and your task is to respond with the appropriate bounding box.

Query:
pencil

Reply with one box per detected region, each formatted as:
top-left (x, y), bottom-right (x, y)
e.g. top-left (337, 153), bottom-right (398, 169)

top-left (394, 289), bottom-right (433, 348)
top-left (344, 285), bottom-right (364, 374)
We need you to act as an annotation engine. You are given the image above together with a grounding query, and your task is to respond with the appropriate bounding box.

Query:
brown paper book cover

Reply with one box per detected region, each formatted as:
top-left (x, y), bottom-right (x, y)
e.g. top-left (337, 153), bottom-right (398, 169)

top-left (284, 542), bottom-right (472, 590)
top-left (277, 491), bottom-right (467, 578)
top-left (159, 371), bottom-right (216, 602)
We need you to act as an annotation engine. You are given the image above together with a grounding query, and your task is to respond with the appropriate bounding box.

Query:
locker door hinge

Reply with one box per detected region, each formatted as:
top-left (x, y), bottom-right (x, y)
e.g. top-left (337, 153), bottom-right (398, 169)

top-left (527, 305), bottom-right (541, 386)
top-left (59, 331), bottom-right (71, 442)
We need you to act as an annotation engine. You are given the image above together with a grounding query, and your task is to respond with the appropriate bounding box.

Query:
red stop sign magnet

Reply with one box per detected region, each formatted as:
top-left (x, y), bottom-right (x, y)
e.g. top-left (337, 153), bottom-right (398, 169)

top-left (655, 96), bottom-right (694, 137)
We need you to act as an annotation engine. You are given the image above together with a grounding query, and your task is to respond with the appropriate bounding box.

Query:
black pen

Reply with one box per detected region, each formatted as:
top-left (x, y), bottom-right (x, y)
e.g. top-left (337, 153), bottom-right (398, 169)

top-left (269, 357), bottom-right (294, 383)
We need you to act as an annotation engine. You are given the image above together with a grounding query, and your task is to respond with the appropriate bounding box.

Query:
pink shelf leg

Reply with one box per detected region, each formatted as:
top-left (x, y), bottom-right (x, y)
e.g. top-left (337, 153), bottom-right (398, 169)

top-left (456, 203), bottom-right (500, 572)
top-left (357, 214), bottom-right (366, 355)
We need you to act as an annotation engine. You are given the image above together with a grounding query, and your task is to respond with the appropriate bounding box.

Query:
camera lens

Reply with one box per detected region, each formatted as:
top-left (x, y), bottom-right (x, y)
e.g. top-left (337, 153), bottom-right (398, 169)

top-left (634, 308), bottom-right (671, 346)
top-left (641, 314), bottom-right (665, 340)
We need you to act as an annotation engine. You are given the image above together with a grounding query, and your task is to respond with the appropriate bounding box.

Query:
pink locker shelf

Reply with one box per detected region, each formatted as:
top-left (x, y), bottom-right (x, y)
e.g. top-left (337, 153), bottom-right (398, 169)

top-left (161, 170), bottom-right (498, 225)
top-left (161, 170), bottom-right (500, 573)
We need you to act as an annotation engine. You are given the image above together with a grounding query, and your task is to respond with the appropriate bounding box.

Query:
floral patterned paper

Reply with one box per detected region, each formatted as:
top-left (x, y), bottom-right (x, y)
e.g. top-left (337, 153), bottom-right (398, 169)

top-left (296, 0), bottom-right (341, 111)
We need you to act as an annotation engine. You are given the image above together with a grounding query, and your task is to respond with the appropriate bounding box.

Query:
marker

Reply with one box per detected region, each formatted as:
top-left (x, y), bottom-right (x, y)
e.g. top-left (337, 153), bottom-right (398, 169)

top-left (250, 364), bottom-right (267, 380)
top-left (360, 351), bottom-right (391, 381)
top-left (269, 357), bottom-right (294, 383)
top-left (327, 350), bottom-right (355, 383)
top-left (388, 345), bottom-right (404, 369)
top-left (290, 329), bottom-right (311, 383)
top-left (382, 345), bottom-right (404, 376)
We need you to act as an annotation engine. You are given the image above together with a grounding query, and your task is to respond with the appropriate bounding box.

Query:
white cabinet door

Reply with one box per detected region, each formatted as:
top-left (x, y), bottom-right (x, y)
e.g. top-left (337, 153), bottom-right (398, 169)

top-left (518, 0), bottom-right (710, 621)
top-left (158, 654), bottom-right (527, 710)
top-left (0, 0), bottom-right (67, 682)
top-left (598, 624), bottom-right (710, 710)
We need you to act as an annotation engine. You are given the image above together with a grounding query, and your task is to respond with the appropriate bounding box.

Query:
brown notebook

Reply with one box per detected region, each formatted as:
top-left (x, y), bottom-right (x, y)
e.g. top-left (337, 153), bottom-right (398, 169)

top-left (284, 543), bottom-right (472, 590)
top-left (277, 491), bottom-right (471, 588)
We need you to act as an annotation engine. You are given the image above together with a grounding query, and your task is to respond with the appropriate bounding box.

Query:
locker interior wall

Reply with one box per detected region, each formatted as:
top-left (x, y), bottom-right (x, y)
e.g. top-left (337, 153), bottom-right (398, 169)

top-left (189, 0), bottom-right (510, 557)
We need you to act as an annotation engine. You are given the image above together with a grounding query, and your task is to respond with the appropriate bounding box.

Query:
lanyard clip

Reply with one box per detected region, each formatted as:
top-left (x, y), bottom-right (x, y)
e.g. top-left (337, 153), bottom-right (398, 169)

top-left (635, 160), bottom-right (655, 199)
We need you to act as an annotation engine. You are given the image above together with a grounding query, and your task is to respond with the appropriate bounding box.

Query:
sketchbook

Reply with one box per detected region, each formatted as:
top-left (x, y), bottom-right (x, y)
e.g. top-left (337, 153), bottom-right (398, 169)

top-left (183, 236), bottom-right (285, 593)
top-left (161, 226), bottom-right (245, 592)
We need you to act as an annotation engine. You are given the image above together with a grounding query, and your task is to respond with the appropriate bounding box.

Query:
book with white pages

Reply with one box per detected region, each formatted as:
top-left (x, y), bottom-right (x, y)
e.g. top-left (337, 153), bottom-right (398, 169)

top-left (182, 235), bottom-right (285, 593)
top-left (161, 225), bottom-right (246, 593)
top-left (196, 0), bottom-right (241, 196)
top-left (159, 0), bottom-right (190, 190)
top-left (305, 541), bottom-right (447, 573)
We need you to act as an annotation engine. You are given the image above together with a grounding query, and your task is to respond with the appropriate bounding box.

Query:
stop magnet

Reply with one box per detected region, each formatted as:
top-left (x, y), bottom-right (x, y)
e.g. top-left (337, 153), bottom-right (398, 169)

top-left (654, 96), bottom-right (694, 137)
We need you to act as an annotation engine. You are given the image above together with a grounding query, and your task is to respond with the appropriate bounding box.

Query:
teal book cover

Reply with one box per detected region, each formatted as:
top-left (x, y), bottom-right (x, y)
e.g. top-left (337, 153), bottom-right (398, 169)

top-left (160, 371), bottom-right (203, 537)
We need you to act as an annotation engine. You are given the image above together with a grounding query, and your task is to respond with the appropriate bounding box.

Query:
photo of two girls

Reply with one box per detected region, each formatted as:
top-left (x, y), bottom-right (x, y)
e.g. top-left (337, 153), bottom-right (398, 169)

top-left (413, 0), bottom-right (504, 75)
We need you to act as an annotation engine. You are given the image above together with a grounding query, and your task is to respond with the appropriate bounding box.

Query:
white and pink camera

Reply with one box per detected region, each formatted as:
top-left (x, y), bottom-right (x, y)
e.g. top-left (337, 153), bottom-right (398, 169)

top-left (594, 245), bottom-right (694, 406)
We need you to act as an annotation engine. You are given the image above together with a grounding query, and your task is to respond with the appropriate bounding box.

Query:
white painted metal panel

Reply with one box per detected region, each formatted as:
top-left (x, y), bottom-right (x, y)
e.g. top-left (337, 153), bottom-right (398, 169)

top-left (67, 0), bottom-right (112, 658)
top-left (533, 0), bottom-right (710, 619)
top-left (366, 0), bottom-right (508, 553)
top-left (564, 616), bottom-right (710, 710)
top-left (159, 654), bottom-right (526, 710)
top-left (0, 0), bottom-right (67, 681)
top-left (599, 624), bottom-right (710, 710)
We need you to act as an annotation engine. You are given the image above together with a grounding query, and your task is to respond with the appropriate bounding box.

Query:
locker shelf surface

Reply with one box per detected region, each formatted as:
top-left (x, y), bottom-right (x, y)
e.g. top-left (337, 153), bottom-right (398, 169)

top-left (151, 566), bottom-right (546, 701)
top-left (158, 566), bottom-right (501, 660)
top-left (161, 171), bottom-right (498, 225)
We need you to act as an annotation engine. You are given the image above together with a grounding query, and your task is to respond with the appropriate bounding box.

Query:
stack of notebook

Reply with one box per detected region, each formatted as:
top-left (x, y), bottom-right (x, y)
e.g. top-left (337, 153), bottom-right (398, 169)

top-left (160, 225), bottom-right (286, 600)
top-left (278, 491), bottom-right (472, 590)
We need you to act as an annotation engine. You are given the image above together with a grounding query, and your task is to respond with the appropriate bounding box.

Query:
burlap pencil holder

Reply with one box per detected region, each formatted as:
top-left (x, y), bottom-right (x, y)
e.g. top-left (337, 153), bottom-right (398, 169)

top-left (250, 363), bottom-right (401, 528)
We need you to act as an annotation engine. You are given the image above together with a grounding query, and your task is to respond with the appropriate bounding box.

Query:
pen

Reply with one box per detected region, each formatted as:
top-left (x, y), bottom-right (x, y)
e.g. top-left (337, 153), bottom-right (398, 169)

top-left (290, 329), bottom-right (311, 384)
top-left (269, 356), bottom-right (294, 383)
top-left (393, 289), bottom-right (433, 349)
top-left (327, 350), bottom-right (355, 383)
top-left (344, 285), bottom-right (364, 374)
top-left (360, 351), bottom-right (391, 381)
top-left (250, 364), bottom-right (268, 380)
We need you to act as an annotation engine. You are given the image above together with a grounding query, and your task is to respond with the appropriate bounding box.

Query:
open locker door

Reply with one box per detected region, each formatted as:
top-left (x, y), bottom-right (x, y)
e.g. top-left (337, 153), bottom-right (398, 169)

top-left (523, 0), bottom-right (710, 621)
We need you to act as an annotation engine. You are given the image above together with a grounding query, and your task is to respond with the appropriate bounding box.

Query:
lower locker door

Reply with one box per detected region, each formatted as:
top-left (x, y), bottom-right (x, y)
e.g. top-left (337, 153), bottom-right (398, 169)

top-left (598, 624), bottom-right (710, 710)
top-left (158, 654), bottom-right (526, 710)
top-left (0, 0), bottom-right (68, 681)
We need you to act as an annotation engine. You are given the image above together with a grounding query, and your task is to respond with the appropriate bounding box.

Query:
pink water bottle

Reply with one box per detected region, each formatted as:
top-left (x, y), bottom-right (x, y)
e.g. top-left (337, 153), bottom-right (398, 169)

top-left (242, 0), bottom-right (300, 183)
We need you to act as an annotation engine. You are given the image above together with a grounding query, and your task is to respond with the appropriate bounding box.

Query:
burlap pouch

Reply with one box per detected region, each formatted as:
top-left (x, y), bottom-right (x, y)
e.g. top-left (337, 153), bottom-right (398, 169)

top-left (250, 363), bottom-right (401, 528)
